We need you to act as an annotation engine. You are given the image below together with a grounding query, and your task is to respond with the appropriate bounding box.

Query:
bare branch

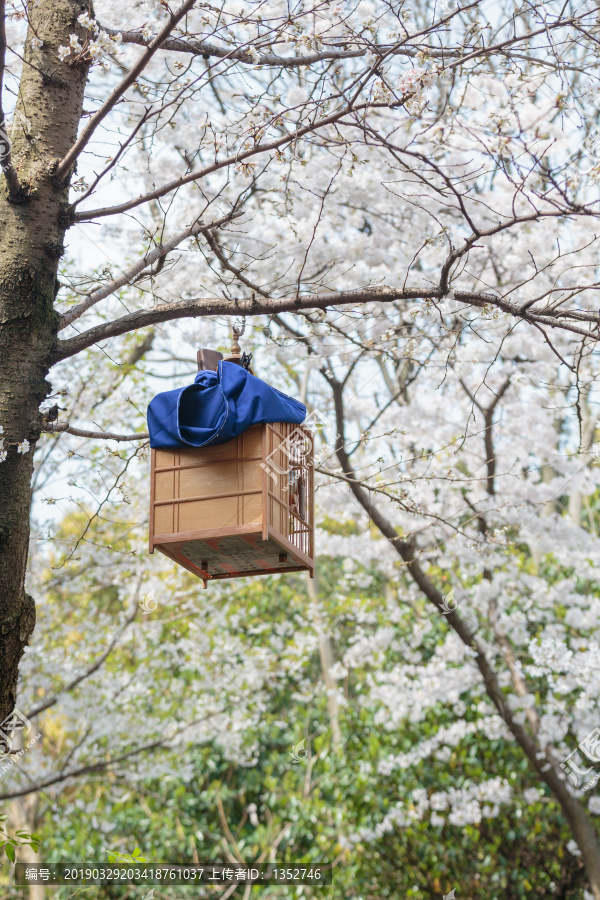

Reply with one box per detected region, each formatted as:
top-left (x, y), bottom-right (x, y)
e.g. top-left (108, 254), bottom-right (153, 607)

top-left (460, 377), bottom-right (512, 496)
top-left (58, 209), bottom-right (243, 329)
top-left (100, 7), bottom-right (586, 72)
top-left (26, 602), bottom-right (139, 719)
top-left (203, 229), bottom-right (270, 298)
top-left (70, 100), bottom-right (394, 223)
top-left (102, 26), bottom-right (383, 67)
top-left (54, 0), bottom-right (198, 184)
top-left (0, 714), bottom-right (210, 801)
top-left (482, 378), bottom-right (511, 496)
top-left (48, 287), bottom-right (440, 362)
top-left (42, 423), bottom-right (149, 442)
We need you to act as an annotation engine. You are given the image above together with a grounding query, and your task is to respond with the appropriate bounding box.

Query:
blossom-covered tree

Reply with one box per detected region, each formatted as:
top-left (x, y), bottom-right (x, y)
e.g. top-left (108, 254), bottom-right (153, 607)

top-left (3, 0), bottom-right (600, 893)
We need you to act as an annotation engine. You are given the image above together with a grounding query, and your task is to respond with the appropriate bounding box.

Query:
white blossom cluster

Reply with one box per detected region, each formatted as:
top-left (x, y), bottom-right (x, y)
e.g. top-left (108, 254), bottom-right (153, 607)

top-left (0, 425), bottom-right (29, 462)
top-left (350, 777), bottom-right (513, 841)
top-left (57, 13), bottom-right (122, 71)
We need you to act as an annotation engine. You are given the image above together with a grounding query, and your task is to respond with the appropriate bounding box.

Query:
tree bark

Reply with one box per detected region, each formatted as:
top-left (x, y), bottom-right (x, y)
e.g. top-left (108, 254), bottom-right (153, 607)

top-left (0, 0), bottom-right (92, 724)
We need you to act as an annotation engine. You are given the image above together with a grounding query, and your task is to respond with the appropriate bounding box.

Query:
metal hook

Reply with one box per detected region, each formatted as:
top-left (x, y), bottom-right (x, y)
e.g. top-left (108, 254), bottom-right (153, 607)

top-left (233, 316), bottom-right (246, 337)
top-left (231, 316), bottom-right (246, 357)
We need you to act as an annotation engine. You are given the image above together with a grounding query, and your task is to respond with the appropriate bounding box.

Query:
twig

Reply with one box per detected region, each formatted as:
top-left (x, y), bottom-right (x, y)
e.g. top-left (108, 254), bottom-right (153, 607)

top-left (54, 0), bottom-right (197, 183)
top-left (43, 423), bottom-right (149, 442)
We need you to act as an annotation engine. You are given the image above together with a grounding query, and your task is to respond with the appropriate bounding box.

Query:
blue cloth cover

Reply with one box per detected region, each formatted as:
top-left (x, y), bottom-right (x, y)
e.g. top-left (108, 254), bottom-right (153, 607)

top-left (147, 360), bottom-right (306, 449)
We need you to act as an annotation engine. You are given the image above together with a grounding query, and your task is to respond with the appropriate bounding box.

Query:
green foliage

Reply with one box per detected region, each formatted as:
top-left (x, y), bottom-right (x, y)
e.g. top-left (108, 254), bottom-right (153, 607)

top-left (30, 554), bottom-right (587, 899)
top-left (107, 848), bottom-right (149, 865)
top-left (0, 812), bottom-right (40, 862)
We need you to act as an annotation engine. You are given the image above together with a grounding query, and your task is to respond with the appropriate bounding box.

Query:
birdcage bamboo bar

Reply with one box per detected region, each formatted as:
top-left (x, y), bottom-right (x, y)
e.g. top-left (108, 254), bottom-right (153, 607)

top-left (149, 422), bottom-right (314, 586)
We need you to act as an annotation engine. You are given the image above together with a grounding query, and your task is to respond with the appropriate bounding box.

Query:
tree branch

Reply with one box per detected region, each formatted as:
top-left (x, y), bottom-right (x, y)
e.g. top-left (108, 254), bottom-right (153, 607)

top-left (58, 209), bottom-right (243, 329)
top-left (326, 373), bottom-right (600, 888)
top-left (460, 377), bottom-right (512, 496)
top-left (50, 285), bottom-right (600, 364)
top-left (101, 27), bottom-right (385, 67)
top-left (42, 423), bottom-right (149, 442)
top-left (204, 229), bottom-right (270, 297)
top-left (0, 714), bottom-right (210, 801)
top-left (100, 8), bottom-right (583, 71)
top-left (54, 0), bottom-right (197, 184)
top-left (70, 99), bottom-right (394, 223)
top-left (48, 287), bottom-right (440, 362)
top-left (25, 603), bottom-right (139, 720)
top-left (482, 377), bottom-right (512, 496)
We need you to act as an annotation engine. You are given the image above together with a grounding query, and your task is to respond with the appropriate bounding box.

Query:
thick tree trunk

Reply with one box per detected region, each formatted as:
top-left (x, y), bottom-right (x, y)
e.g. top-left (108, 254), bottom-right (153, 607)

top-left (0, 0), bottom-right (91, 724)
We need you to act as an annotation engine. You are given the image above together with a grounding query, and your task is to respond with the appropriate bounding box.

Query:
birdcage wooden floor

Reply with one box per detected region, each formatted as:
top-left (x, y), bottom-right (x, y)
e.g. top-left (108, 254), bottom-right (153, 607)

top-left (155, 532), bottom-right (310, 583)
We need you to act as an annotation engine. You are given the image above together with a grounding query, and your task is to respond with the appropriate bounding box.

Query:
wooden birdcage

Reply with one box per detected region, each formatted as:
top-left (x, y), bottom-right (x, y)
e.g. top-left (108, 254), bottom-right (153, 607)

top-left (149, 421), bottom-right (315, 586)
